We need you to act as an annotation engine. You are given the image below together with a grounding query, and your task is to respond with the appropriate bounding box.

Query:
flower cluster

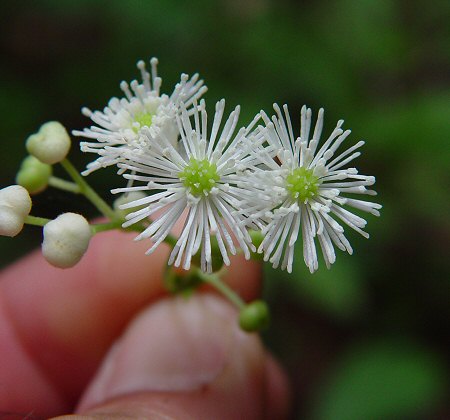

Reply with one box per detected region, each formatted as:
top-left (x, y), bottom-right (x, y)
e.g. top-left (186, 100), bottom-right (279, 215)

top-left (71, 58), bottom-right (380, 273)
top-left (1, 57), bottom-right (380, 276)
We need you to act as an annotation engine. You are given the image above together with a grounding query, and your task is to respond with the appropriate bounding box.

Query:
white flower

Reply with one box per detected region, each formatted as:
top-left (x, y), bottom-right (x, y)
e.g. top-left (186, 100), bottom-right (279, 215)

top-left (73, 58), bottom-right (207, 175)
top-left (0, 185), bottom-right (32, 237)
top-left (42, 213), bottom-right (91, 268)
top-left (246, 104), bottom-right (381, 273)
top-left (111, 99), bottom-right (261, 273)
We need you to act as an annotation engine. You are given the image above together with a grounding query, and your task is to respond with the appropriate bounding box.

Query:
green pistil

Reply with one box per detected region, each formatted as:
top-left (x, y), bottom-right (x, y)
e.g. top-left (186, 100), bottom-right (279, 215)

top-left (132, 112), bottom-right (153, 133)
top-left (179, 158), bottom-right (220, 197)
top-left (286, 167), bottom-right (320, 202)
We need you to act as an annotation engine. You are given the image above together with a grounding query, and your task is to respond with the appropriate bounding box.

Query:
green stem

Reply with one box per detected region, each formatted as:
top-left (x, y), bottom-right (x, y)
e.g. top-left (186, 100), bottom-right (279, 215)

top-left (60, 159), bottom-right (116, 220)
top-left (48, 176), bottom-right (81, 193)
top-left (24, 215), bottom-right (51, 227)
top-left (90, 217), bottom-right (177, 249)
top-left (196, 268), bottom-right (245, 309)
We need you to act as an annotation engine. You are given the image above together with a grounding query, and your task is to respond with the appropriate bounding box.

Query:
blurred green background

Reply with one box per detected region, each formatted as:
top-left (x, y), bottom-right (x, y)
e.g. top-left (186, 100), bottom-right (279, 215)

top-left (1, 0), bottom-right (449, 418)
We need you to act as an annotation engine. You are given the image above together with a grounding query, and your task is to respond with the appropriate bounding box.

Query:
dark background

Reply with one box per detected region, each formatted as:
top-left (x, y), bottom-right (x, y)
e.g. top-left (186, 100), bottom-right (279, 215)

top-left (1, 1), bottom-right (449, 418)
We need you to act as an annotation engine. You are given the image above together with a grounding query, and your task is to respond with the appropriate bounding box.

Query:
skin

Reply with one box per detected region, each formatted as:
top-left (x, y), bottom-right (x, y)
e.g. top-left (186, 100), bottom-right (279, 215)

top-left (0, 229), bottom-right (290, 419)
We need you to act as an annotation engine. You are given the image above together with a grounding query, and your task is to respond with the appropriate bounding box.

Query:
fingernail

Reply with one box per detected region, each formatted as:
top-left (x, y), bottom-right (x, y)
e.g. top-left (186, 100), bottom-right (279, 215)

top-left (78, 294), bottom-right (239, 410)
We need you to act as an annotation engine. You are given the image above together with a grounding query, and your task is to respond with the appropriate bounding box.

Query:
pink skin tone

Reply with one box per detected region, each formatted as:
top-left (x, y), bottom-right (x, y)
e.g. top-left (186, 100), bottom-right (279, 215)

top-left (0, 229), bottom-right (290, 419)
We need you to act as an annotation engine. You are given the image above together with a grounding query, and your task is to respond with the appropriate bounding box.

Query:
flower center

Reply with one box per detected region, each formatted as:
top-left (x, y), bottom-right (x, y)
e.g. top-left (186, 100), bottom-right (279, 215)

top-left (286, 167), bottom-right (320, 202)
top-left (132, 112), bottom-right (153, 133)
top-left (179, 158), bottom-right (220, 197)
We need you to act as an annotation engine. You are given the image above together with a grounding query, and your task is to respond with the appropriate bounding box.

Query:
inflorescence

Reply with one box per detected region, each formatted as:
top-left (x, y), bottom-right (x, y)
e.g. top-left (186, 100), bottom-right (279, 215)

top-left (0, 57), bottom-right (381, 331)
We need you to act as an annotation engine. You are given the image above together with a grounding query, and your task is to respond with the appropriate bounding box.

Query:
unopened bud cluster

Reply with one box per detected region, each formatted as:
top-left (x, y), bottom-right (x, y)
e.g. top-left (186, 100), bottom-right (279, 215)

top-left (1, 121), bottom-right (92, 268)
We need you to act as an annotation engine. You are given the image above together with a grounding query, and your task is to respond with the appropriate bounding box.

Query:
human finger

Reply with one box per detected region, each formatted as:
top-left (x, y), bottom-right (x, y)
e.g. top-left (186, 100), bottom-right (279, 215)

top-left (52, 294), bottom-right (290, 419)
top-left (0, 229), bottom-right (261, 417)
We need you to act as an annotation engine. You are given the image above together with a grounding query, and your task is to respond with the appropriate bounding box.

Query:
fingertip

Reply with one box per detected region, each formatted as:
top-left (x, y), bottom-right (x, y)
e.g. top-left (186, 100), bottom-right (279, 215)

top-left (76, 294), bottom-right (268, 419)
top-left (82, 229), bottom-right (169, 301)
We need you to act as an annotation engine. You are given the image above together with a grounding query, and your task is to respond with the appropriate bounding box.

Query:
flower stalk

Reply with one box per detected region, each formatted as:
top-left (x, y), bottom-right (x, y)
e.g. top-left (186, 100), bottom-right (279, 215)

top-left (60, 158), bottom-right (117, 220)
top-left (48, 176), bottom-right (81, 194)
top-left (194, 267), bottom-right (245, 310)
top-left (24, 215), bottom-right (51, 227)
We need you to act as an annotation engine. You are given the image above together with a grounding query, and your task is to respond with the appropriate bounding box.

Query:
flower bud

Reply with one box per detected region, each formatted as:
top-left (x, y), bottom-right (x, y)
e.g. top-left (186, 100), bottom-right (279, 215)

top-left (239, 300), bottom-right (270, 332)
top-left (42, 213), bottom-right (91, 268)
top-left (0, 185), bottom-right (32, 237)
top-left (113, 191), bottom-right (148, 218)
top-left (26, 121), bottom-right (71, 164)
top-left (16, 156), bottom-right (52, 194)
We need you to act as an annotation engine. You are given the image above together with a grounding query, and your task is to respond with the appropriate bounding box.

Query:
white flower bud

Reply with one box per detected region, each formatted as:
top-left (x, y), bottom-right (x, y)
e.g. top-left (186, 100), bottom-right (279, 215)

top-left (0, 185), bottom-right (32, 237)
top-left (26, 121), bottom-right (71, 164)
top-left (42, 213), bottom-right (91, 268)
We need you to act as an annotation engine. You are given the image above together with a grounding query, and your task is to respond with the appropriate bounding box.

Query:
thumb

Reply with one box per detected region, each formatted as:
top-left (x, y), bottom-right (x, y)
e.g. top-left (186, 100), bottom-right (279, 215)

top-left (52, 294), bottom-right (289, 420)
